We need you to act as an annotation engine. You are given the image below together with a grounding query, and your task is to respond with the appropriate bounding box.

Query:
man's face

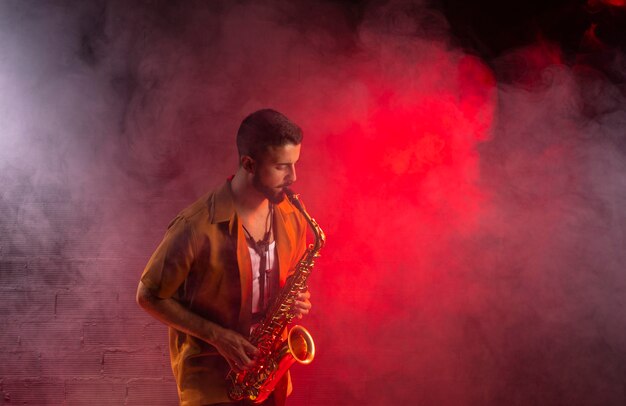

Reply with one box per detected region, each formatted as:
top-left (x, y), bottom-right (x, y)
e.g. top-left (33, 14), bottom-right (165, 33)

top-left (251, 143), bottom-right (301, 204)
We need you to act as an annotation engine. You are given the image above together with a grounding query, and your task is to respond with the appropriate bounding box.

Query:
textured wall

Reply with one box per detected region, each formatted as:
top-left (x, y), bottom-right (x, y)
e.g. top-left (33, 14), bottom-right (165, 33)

top-left (1, 0), bottom-right (625, 405)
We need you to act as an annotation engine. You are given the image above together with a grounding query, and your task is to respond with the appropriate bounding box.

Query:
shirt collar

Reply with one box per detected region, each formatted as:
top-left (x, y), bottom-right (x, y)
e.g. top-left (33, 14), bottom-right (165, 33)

top-left (210, 181), bottom-right (236, 224)
top-left (210, 179), bottom-right (295, 225)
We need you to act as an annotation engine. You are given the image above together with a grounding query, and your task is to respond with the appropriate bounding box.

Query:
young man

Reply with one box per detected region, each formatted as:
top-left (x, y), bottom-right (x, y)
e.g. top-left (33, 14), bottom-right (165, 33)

top-left (136, 109), bottom-right (312, 406)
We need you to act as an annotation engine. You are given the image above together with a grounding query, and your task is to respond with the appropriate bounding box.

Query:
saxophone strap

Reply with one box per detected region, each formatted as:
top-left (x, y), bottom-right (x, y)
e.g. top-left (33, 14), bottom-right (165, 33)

top-left (242, 204), bottom-right (274, 312)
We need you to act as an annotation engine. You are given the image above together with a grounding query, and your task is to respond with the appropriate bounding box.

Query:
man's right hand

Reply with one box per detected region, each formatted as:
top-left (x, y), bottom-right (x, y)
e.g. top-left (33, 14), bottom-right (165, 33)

top-left (213, 328), bottom-right (259, 373)
top-left (136, 281), bottom-right (259, 374)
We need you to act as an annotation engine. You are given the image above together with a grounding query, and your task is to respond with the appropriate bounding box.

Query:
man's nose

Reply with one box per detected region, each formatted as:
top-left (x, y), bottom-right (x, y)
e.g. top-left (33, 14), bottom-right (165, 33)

top-left (287, 165), bottom-right (297, 183)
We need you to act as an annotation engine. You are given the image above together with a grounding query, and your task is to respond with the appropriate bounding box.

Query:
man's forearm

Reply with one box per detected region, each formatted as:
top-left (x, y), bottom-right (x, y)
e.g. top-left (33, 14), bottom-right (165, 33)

top-left (136, 281), bottom-right (224, 345)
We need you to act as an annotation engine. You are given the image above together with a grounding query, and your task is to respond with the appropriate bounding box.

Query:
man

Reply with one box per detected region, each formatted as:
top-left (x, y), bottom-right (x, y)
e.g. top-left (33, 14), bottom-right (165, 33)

top-left (136, 109), bottom-right (312, 406)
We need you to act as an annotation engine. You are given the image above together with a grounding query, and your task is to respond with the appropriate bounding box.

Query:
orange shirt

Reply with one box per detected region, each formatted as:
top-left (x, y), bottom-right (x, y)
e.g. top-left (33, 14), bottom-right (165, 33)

top-left (141, 181), bottom-right (307, 405)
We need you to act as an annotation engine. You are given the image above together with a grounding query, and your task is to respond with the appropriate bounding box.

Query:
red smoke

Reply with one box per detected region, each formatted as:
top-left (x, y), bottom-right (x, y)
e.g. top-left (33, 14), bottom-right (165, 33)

top-left (582, 23), bottom-right (607, 50)
top-left (320, 53), bottom-right (496, 251)
top-left (588, 0), bottom-right (625, 7)
top-left (293, 50), bottom-right (497, 404)
top-left (2, 1), bottom-right (625, 405)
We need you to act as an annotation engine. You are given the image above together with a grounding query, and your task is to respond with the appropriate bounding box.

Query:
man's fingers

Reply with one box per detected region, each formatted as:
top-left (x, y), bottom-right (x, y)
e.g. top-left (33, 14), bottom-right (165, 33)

top-left (220, 332), bottom-right (259, 372)
top-left (230, 359), bottom-right (245, 373)
top-left (241, 340), bottom-right (259, 357)
top-left (235, 339), bottom-right (258, 368)
top-left (230, 352), bottom-right (254, 372)
top-left (239, 352), bottom-right (255, 367)
top-left (296, 300), bottom-right (312, 310)
top-left (290, 300), bottom-right (310, 320)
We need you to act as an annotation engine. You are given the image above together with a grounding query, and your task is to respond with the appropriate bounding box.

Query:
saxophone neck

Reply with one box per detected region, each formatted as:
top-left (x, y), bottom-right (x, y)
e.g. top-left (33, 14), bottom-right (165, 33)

top-left (285, 188), bottom-right (326, 251)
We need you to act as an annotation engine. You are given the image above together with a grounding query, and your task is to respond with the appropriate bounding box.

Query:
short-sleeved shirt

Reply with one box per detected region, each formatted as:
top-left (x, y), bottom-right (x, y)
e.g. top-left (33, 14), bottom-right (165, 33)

top-left (141, 180), bottom-right (308, 405)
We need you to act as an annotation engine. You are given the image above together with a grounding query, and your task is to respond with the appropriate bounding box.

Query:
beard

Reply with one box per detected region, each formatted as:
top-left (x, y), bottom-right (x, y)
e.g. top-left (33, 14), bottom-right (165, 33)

top-left (252, 172), bottom-right (286, 204)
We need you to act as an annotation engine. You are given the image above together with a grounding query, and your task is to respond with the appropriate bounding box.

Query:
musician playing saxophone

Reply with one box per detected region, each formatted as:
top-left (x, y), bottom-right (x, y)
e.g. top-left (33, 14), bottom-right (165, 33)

top-left (136, 109), bottom-right (312, 406)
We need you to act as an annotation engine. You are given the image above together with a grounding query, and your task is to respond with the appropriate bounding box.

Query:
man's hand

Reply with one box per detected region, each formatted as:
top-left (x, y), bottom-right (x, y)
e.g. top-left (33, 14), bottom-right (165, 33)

top-left (293, 290), bottom-right (312, 319)
top-left (213, 328), bottom-right (259, 373)
top-left (136, 281), bottom-right (260, 374)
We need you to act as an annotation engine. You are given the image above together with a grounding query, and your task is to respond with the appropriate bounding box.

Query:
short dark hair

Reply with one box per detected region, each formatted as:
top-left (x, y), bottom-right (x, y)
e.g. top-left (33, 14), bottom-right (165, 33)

top-left (236, 109), bottom-right (303, 161)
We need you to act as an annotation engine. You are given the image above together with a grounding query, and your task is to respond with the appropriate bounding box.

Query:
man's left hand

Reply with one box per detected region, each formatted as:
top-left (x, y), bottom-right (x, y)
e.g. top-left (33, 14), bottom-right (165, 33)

top-left (293, 290), bottom-right (311, 319)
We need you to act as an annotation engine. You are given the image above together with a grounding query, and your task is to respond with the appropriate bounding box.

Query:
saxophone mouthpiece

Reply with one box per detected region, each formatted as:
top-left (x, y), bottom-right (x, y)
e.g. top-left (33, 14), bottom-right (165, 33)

top-left (284, 188), bottom-right (304, 211)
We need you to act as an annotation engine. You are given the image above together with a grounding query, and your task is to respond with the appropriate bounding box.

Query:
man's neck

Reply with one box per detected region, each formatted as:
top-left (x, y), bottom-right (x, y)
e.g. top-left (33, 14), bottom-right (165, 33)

top-left (230, 168), bottom-right (269, 215)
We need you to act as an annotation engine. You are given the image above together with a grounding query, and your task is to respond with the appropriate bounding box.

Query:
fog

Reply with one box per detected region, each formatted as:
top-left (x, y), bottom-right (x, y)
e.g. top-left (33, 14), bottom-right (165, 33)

top-left (1, 0), bottom-right (624, 404)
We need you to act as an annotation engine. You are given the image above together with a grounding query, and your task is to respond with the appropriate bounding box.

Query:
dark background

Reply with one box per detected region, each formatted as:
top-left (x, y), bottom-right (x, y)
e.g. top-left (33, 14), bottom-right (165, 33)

top-left (1, 0), bottom-right (625, 405)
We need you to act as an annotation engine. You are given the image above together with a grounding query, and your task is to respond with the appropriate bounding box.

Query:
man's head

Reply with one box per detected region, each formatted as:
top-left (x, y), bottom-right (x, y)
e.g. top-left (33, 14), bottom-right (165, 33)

top-left (237, 109), bottom-right (303, 203)
top-left (236, 109), bottom-right (303, 161)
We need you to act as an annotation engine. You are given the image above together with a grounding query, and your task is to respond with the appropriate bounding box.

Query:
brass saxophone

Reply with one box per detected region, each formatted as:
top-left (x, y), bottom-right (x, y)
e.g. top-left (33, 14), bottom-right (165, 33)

top-left (227, 188), bottom-right (325, 403)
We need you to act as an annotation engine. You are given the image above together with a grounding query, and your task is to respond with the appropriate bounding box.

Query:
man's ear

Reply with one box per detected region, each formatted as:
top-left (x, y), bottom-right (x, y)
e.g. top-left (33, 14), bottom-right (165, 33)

top-left (241, 156), bottom-right (255, 173)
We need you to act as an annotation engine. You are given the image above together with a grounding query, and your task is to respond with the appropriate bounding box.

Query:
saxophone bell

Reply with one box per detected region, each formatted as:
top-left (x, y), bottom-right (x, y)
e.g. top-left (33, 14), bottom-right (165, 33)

top-left (286, 325), bottom-right (315, 364)
top-left (247, 325), bottom-right (315, 403)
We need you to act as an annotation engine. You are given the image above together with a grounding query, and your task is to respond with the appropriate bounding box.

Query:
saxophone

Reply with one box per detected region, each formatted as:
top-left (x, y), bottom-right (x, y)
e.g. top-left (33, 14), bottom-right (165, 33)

top-left (227, 188), bottom-right (325, 403)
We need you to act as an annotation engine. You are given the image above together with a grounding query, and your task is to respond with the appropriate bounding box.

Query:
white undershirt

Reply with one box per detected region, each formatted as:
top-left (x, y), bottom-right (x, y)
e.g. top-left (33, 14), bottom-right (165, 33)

top-left (248, 240), bottom-right (278, 314)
